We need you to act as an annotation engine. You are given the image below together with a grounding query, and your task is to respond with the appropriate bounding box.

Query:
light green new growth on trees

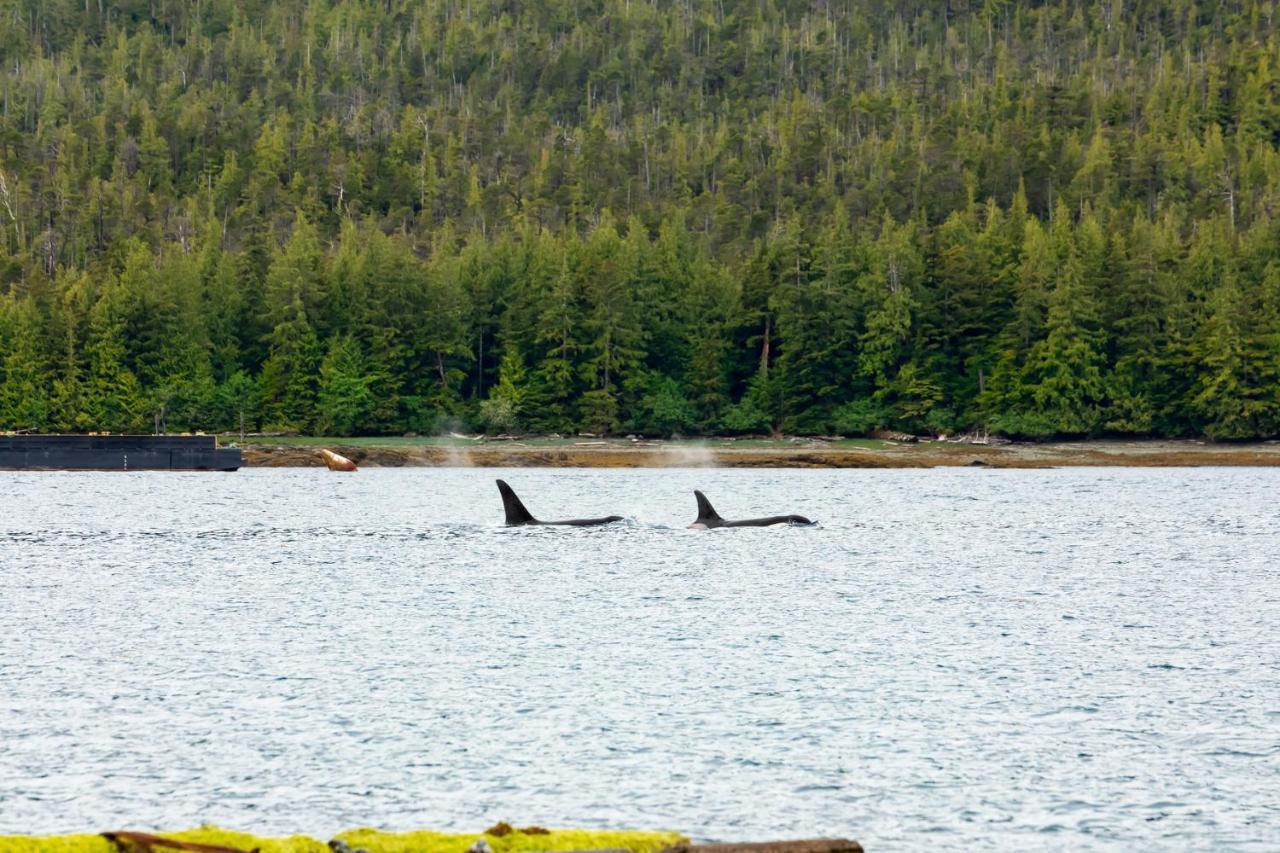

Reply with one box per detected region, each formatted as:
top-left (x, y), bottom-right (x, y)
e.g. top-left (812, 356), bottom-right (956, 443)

top-left (2, 1), bottom-right (1280, 439)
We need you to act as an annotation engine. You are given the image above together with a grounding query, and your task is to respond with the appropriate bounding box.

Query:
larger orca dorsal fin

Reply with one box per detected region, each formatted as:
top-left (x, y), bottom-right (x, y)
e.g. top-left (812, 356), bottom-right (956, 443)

top-left (496, 479), bottom-right (538, 525)
top-left (693, 490), bottom-right (723, 524)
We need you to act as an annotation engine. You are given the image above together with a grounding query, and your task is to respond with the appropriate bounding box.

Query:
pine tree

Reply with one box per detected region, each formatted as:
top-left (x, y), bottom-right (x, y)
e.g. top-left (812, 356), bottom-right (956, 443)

top-left (982, 214), bottom-right (1054, 433)
top-left (48, 270), bottom-right (92, 432)
top-left (0, 298), bottom-right (51, 430)
top-left (317, 336), bottom-right (375, 436)
top-left (479, 348), bottom-right (530, 434)
top-left (773, 208), bottom-right (857, 432)
top-left (533, 245), bottom-right (584, 432)
top-left (215, 371), bottom-right (260, 436)
top-left (578, 215), bottom-right (645, 434)
top-left (1021, 241), bottom-right (1107, 436)
top-left (259, 215), bottom-right (325, 430)
top-left (1188, 268), bottom-right (1280, 439)
top-left (259, 295), bottom-right (320, 432)
top-left (81, 281), bottom-right (147, 432)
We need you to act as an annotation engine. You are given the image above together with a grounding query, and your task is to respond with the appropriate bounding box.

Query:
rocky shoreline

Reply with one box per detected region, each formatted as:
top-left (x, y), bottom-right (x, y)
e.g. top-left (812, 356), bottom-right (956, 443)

top-left (238, 438), bottom-right (1280, 469)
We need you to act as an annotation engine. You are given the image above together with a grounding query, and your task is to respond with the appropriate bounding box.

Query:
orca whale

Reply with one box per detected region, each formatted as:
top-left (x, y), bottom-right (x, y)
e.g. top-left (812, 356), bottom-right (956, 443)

top-left (496, 479), bottom-right (624, 527)
top-left (689, 490), bottom-right (813, 528)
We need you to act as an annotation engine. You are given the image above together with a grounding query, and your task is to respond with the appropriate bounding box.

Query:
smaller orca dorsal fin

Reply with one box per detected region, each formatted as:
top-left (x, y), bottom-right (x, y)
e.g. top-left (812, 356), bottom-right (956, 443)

top-left (693, 490), bottom-right (723, 523)
top-left (496, 479), bottom-right (538, 525)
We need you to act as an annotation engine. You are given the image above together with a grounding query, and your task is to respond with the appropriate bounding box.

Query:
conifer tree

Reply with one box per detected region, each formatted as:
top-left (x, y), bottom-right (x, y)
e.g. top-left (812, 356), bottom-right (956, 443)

top-left (259, 216), bottom-right (325, 430)
top-left (317, 336), bottom-right (375, 436)
top-left (479, 348), bottom-right (530, 434)
top-left (81, 280), bottom-right (146, 433)
top-left (578, 215), bottom-right (645, 434)
top-left (1022, 243), bottom-right (1107, 436)
top-left (0, 298), bottom-right (50, 430)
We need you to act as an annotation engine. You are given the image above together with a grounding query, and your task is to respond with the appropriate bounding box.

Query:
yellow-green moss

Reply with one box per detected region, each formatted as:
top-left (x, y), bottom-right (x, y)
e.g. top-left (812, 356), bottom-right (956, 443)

top-left (158, 826), bottom-right (328, 852)
top-left (0, 825), bottom-right (327, 853)
top-left (0, 826), bottom-right (684, 853)
top-left (334, 827), bottom-right (686, 853)
top-left (0, 833), bottom-right (116, 853)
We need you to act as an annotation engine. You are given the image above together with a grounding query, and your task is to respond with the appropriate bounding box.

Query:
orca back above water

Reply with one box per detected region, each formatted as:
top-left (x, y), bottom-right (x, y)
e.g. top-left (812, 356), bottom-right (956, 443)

top-left (496, 479), bottom-right (624, 527)
top-left (690, 490), bottom-right (813, 528)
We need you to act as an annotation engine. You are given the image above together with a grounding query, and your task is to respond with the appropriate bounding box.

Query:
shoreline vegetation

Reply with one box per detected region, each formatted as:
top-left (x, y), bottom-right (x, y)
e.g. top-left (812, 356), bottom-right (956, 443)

top-left (5, 4), bottom-right (1280, 444)
top-left (237, 435), bottom-right (1280, 469)
top-left (0, 825), bottom-right (686, 853)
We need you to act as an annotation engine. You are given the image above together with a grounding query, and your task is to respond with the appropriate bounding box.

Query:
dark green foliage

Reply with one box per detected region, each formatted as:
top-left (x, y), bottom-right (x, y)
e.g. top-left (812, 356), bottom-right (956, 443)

top-left (2, 1), bottom-right (1280, 439)
top-left (0, 298), bottom-right (51, 430)
top-left (636, 377), bottom-right (698, 437)
top-left (317, 336), bottom-right (376, 436)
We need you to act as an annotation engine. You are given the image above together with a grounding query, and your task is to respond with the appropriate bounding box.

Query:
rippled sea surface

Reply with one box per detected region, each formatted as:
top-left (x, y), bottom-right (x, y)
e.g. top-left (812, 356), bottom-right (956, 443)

top-left (2, 467), bottom-right (1278, 850)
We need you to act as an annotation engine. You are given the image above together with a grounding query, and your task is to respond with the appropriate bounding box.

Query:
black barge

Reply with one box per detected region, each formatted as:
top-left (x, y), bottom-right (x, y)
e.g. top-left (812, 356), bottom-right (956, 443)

top-left (0, 435), bottom-right (242, 471)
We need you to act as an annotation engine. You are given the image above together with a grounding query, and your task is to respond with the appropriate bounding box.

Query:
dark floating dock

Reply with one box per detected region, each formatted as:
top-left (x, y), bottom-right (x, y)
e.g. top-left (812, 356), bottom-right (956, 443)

top-left (0, 434), bottom-right (242, 471)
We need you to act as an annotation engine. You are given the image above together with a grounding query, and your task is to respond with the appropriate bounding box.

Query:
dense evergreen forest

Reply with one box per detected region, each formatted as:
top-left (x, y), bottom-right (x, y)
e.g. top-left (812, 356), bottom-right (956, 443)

top-left (1, 0), bottom-right (1279, 438)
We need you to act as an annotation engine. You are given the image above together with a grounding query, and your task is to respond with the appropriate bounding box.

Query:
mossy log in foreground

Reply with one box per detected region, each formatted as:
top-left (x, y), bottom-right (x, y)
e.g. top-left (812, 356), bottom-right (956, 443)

top-left (0, 826), bottom-right (686, 853)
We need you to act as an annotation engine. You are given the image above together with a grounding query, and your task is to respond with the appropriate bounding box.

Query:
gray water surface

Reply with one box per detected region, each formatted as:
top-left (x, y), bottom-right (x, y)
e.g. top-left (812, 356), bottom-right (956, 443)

top-left (1, 467), bottom-right (1277, 850)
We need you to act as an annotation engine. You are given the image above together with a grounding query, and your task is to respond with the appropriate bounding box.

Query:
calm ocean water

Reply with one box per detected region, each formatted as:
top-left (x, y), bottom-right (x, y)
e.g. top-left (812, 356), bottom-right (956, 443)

top-left (1, 467), bottom-right (1277, 850)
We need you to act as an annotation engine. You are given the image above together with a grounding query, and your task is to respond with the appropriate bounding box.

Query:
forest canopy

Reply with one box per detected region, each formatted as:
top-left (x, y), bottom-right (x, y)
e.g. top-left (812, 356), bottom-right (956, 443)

top-left (1, 0), bottom-right (1279, 438)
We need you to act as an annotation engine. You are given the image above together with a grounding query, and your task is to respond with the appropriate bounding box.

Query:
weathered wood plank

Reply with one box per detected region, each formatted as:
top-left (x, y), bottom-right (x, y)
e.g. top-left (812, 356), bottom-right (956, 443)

top-left (102, 831), bottom-right (261, 853)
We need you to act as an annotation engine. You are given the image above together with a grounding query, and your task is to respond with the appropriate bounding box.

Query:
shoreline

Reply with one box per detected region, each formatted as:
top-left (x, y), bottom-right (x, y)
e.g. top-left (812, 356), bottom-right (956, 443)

top-left (238, 437), bottom-right (1280, 469)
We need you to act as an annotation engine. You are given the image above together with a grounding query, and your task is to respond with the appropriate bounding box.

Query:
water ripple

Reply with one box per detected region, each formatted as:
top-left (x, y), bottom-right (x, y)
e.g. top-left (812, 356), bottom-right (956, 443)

top-left (0, 467), bottom-right (1277, 851)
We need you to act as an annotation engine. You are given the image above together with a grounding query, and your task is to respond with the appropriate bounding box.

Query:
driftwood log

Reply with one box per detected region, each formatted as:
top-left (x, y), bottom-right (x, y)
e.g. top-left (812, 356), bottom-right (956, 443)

top-left (870, 429), bottom-right (918, 443)
top-left (102, 831), bottom-right (260, 853)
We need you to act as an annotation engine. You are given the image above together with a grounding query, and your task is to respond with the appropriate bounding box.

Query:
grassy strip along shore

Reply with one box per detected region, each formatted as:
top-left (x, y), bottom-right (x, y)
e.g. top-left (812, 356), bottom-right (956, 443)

top-left (0, 825), bottom-right (685, 853)
top-left (236, 436), bottom-right (1280, 469)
